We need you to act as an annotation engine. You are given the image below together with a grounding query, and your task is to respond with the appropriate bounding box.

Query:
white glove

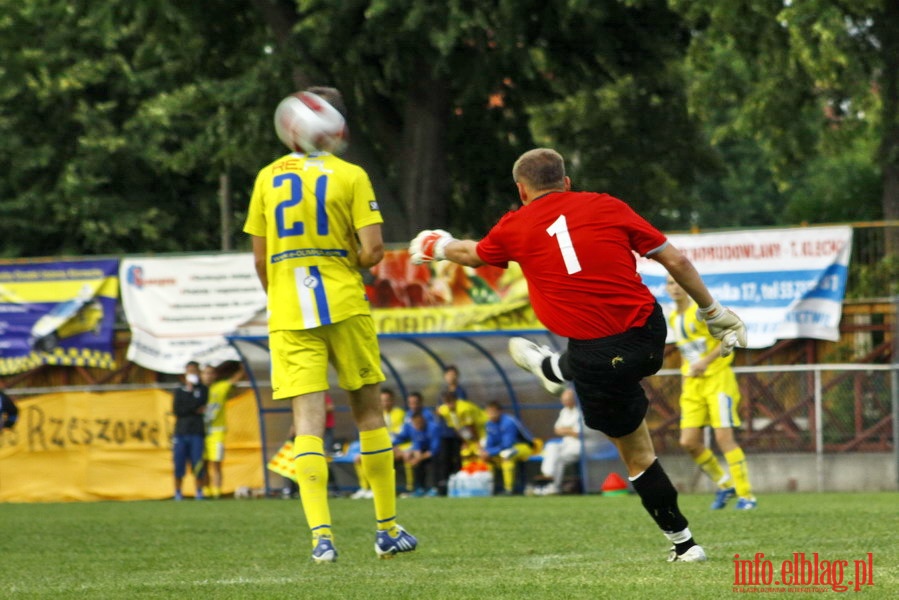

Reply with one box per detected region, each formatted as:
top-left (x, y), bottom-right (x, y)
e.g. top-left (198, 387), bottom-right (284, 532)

top-left (697, 300), bottom-right (747, 357)
top-left (409, 229), bottom-right (455, 265)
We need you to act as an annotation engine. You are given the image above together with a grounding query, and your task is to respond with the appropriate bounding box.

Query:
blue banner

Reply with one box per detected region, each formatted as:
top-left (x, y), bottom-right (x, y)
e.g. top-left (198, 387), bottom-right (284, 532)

top-left (638, 226), bottom-right (853, 348)
top-left (0, 259), bottom-right (119, 374)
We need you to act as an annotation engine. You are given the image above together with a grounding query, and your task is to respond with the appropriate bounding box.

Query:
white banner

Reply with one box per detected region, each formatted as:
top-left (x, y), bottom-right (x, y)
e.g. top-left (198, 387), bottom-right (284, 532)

top-left (638, 226), bottom-right (853, 348)
top-left (120, 255), bottom-right (267, 373)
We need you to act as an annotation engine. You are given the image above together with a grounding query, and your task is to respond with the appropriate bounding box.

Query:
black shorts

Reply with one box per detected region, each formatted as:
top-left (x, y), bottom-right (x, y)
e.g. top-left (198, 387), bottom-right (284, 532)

top-left (559, 303), bottom-right (667, 438)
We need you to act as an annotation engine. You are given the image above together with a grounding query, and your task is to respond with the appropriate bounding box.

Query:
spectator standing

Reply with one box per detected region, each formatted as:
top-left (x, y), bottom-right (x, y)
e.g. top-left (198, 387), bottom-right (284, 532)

top-left (0, 390), bottom-right (18, 432)
top-left (440, 364), bottom-right (468, 400)
top-left (173, 361), bottom-right (208, 501)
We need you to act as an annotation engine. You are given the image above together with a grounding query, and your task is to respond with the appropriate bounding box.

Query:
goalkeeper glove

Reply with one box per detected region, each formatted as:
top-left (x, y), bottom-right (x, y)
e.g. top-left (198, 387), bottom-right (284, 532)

top-left (409, 229), bottom-right (455, 265)
top-left (697, 300), bottom-right (747, 358)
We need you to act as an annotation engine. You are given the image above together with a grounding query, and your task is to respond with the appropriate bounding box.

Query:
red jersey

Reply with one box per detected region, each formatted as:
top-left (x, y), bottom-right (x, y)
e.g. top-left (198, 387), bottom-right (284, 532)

top-left (476, 191), bottom-right (667, 339)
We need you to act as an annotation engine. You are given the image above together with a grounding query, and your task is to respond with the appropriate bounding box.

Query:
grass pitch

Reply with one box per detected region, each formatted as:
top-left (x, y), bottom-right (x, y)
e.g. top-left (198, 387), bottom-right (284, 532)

top-left (1, 492), bottom-right (896, 599)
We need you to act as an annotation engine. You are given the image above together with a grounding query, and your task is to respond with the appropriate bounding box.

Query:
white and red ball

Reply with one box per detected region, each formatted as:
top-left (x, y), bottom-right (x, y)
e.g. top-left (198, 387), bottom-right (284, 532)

top-left (273, 91), bottom-right (348, 155)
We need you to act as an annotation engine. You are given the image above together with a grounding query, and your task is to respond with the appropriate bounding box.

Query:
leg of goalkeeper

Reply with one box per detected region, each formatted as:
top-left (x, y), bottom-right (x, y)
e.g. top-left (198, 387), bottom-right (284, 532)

top-left (611, 421), bottom-right (701, 558)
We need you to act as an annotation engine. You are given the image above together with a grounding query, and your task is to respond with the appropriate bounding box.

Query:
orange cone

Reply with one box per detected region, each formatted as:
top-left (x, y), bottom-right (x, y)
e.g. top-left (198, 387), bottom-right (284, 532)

top-left (601, 472), bottom-right (629, 496)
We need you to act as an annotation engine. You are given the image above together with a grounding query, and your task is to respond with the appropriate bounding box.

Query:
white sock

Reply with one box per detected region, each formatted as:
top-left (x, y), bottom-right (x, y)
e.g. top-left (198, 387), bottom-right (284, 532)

top-left (664, 527), bottom-right (693, 545)
top-left (548, 354), bottom-right (565, 381)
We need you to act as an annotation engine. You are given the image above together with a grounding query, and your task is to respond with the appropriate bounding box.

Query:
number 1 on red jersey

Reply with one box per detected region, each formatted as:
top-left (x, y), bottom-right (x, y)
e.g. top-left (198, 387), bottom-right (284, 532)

top-left (547, 215), bottom-right (582, 275)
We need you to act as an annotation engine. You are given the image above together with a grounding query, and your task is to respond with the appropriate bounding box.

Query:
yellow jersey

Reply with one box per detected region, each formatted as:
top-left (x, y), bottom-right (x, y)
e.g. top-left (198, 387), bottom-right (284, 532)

top-left (205, 380), bottom-right (232, 433)
top-left (438, 399), bottom-right (487, 440)
top-left (668, 301), bottom-right (734, 377)
top-left (243, 152), bottom-right (383, 331)
top-left (383, 406), bottom-right (406, 436)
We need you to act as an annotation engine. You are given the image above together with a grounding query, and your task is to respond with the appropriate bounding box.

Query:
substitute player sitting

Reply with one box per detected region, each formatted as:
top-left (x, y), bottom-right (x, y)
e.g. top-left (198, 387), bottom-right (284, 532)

top-left (479, 401), bottom-right (534, 495)
top-left (666, 276), bottom-right (757, 510)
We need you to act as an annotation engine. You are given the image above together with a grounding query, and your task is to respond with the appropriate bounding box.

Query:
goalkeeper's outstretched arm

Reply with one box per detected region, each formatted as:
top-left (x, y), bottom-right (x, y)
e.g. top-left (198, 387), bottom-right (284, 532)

top-left (650, 244), bottom-right (713, 308)
top-left (652, 243), bottom-right (747, 356)
top-left (443, 239), bottom-right (484, 268)
top-left (409, 229), bottom-right (484, 267)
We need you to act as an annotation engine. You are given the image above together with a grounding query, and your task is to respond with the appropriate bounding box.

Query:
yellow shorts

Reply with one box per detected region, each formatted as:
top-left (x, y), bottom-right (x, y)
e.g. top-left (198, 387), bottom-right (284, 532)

top-left (679, 368), bottom-right (741, 429)
top-left (502, 442), bottom-right (533, 463)
top-left (269, 314), bottom-right (385, 400)
top-left (205, 430), bottom-right (226, 462)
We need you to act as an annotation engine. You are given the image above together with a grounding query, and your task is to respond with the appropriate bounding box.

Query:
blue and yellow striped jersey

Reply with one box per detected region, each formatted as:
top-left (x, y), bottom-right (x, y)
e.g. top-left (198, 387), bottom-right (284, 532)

top-left (244, 152), bottom-right (383, 331)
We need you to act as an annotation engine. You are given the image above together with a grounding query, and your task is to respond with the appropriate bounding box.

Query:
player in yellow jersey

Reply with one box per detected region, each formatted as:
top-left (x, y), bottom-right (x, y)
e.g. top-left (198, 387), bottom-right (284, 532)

top-left (436, 391), bottom-right (487, 469)
top-left (244, 86), bottom-right (416, 562)
top-left (666, 276), bottom-right (757, 510)
top-left (200, 361), bottom-right (243, 499)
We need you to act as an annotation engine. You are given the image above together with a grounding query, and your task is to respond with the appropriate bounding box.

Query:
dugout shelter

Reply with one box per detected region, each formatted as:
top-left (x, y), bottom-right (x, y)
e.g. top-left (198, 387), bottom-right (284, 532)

top-left (228, 330), bottom-right (620, 495)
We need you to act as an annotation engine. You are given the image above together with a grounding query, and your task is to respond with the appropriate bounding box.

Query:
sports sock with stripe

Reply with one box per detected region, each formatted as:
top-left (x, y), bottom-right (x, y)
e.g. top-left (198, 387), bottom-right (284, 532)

top-left (293, 435), bottom-right (333, 546)
top-left (360, 427), bottom-right (398, 534)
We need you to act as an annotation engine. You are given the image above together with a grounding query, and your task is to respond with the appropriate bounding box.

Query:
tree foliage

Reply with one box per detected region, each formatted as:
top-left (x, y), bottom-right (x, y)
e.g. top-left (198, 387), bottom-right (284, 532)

top-left (0, 0), bottom-right (892, 258)
top-left (0, 0), bottom-right (289, 255)
top-left (673, 0), bottom-right (895, 228)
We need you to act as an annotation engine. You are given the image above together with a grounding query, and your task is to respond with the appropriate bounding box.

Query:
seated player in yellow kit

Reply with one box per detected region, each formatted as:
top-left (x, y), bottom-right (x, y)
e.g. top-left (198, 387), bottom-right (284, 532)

top-left (666, 276), bottom-right (757, 510)
top-left (244, 86), bottom-right (416, 562)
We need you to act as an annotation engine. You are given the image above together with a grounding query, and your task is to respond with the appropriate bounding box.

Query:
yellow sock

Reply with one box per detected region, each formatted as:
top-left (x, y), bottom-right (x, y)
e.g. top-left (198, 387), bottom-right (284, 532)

top-left (693, 448), bottom-right (731, 488)
top-left (353, 462), bottom-right (370, 490)
top-left (724, 447), bottom-right (753, 499)
top-left (359, 428), bottom-right (397, 533)
top-left (501, 460), bottom-right (516, 492)
top-left (294, 435), bottom-right (333, 546)
top-left (404, 461), bottom-right (415, 492)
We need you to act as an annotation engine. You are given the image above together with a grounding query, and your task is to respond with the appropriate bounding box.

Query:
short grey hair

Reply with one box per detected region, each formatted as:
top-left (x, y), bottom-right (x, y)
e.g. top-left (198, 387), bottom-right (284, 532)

top-left (512, 148), bottom-right (566, 191)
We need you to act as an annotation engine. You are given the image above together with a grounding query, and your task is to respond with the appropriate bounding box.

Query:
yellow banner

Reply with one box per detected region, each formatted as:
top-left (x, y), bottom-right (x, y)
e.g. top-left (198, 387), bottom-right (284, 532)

top-left (373, 300), bottom-right (543, 334)
top-left (0, 389), bottom-right (263, 502)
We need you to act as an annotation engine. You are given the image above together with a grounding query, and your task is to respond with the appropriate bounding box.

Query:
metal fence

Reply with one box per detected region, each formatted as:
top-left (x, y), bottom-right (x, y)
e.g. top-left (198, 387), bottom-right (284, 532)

top-left (644, 363), bottom-right (898, 492)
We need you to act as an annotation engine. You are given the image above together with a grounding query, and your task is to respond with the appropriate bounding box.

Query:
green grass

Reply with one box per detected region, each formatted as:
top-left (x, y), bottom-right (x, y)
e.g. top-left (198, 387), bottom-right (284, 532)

top-left (1, 492), bottom-right (896, 599)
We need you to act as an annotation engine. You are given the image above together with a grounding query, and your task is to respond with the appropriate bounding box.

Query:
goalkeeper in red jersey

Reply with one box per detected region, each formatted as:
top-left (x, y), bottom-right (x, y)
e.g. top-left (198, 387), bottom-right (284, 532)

top-left (410, 148), bottom-right (747, 563)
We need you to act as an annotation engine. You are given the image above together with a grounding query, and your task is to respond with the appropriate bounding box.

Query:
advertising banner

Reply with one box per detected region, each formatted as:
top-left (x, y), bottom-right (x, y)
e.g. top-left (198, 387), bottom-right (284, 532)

top-left (0, 259), bottom-right (118, 375)
top-left (368, 249), bottom-right (544, 334)
top-left (120, 255), bottom-right (267, 374)
top-left (0, 389), bottom-right (263, 502)
top-left (638, 226), bottom-right (853, 348)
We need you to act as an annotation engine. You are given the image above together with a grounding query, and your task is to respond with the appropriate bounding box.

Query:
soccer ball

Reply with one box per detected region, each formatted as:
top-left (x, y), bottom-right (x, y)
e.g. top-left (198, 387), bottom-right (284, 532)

top-left (273, 91), bottom-right (348, 155)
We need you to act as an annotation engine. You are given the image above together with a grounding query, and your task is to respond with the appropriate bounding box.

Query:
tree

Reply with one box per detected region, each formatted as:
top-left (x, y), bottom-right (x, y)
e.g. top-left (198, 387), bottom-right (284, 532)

top-left (1, 0), bottom-right (720, 256)
top-left (257, 0), bottom-right (713, 237)
top-left (673, 0), bottom-right (897, 231)
top-left (0, 0), bottom-right (286, 256)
